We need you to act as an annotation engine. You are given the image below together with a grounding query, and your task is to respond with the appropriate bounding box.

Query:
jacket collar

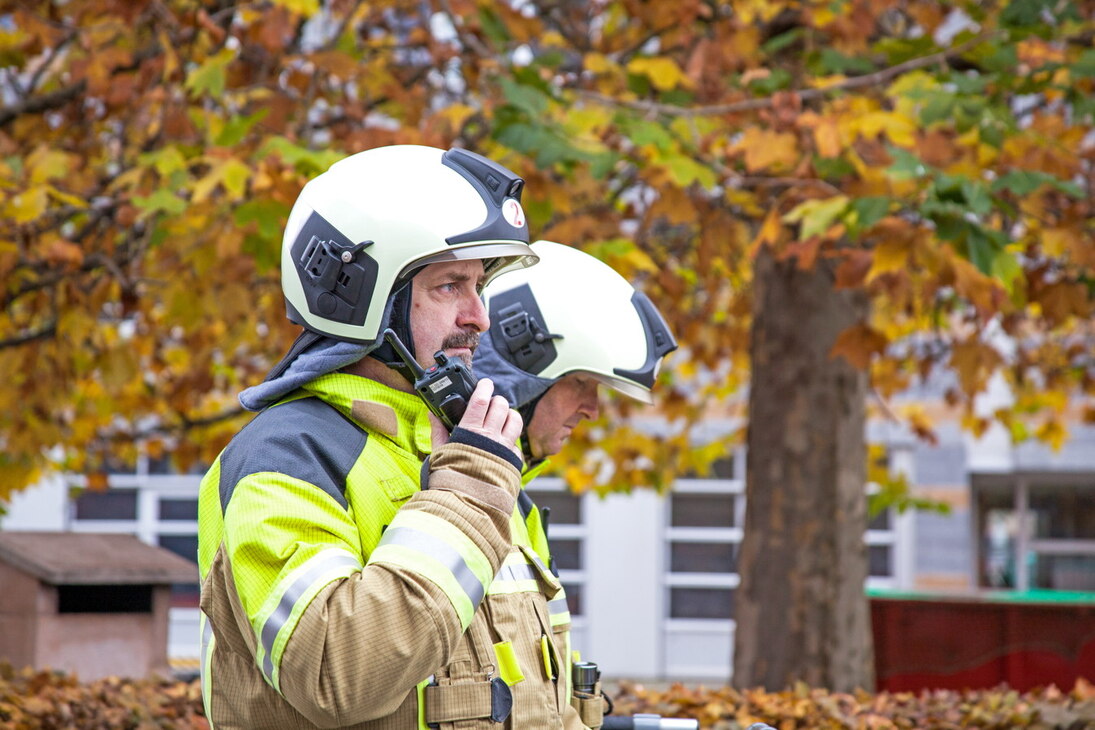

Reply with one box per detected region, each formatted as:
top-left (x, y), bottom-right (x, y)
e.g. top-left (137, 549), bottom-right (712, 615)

top-left (301, 373), bottom-right (433, 457)
top-left (521, 457), bottom-right (552, 486)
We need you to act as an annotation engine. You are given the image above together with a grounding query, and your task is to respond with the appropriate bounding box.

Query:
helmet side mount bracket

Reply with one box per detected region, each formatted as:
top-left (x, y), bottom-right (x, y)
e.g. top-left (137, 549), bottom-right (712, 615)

top-left (289, 211), bottom-right (378, 333)
top-left (488, 283), bottom-right (560, 375)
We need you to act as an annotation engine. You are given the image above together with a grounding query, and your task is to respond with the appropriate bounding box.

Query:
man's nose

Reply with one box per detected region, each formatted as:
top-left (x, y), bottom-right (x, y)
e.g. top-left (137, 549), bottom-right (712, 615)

top-left (459, 292), bottom-right (490, 333)
top-left (581, 394), bottom-right (600, 421)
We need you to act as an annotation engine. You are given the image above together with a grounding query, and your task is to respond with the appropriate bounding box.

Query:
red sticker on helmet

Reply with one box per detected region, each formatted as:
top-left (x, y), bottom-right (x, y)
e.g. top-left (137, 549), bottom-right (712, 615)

top-left (502, 198), bottom-right (525, 228)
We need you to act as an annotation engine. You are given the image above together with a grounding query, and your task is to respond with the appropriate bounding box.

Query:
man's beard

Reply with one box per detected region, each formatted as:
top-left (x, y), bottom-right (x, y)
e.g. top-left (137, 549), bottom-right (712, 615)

top-left (442, 330), bottom-right (480, 366)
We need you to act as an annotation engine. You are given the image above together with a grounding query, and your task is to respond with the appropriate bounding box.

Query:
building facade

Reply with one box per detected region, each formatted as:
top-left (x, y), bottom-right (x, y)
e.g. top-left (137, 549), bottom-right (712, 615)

top-left (3, 418), bottom-right (1093, 681)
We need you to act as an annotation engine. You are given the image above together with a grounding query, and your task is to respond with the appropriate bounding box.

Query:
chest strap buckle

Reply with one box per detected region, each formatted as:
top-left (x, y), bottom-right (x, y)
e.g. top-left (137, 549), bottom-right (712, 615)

top-left (424, 677), bottom-right (512, 726)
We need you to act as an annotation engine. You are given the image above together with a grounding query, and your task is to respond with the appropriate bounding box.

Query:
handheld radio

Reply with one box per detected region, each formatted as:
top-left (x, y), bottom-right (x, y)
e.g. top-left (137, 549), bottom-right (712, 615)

top-left (383, 328), bottom-right (478, 431)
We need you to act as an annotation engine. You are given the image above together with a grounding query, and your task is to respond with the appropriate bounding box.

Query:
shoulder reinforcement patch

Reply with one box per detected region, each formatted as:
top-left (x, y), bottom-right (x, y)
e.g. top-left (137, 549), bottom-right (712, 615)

top-left (218, 397), bottom-right (366, 513)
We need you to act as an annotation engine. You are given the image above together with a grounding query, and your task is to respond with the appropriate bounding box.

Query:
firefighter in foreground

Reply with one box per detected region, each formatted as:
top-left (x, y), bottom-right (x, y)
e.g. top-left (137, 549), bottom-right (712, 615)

top-left (197, 144), bottom-right (600, 728)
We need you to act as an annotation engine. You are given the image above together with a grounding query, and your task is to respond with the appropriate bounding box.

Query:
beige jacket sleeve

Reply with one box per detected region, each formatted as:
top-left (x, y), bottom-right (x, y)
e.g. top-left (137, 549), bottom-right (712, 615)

top-left (276, 441), bottom-right (520, 727)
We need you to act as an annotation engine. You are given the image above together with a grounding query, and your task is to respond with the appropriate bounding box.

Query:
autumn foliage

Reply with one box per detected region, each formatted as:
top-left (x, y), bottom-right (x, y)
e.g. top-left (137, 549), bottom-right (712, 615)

top-left (1, 0), bottom-right (1093, 498)
top-left (1, 664), bottom-right (1094, 730)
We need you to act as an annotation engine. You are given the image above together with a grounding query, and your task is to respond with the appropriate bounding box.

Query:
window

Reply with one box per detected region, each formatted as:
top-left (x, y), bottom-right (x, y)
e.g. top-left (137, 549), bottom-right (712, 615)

top-left (158, 534), bottom-right (200, 607)
top-left (869, 545), bottom-right (893, 577)
top-left (551, 539), bottom-right (582, 571)
top-left (562, 583), bottom-right (583, 616)
top-left (74, 489), bottom-right (138, 520)
top-left (58, 584), bottom-right (152, 613)
top-left (671, 493), bottom-right (734, 528)
top-left (666, 479), bottom-right (743, 629)
top-left (527, 489), bottom-right (582, 525)
top-left (670, 542), bottom-right (736, 573)
top-left (670, 588), bottom-right (734, 619)
top-left (159, 498), bottom-right (198, 521)
top-left (972, 473), bottom-right (1095, 591)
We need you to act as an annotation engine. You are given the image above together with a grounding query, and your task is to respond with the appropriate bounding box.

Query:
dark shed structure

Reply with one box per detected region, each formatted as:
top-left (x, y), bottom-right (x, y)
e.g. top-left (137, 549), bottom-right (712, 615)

top-left (0, 531), bottom-right (197, 680)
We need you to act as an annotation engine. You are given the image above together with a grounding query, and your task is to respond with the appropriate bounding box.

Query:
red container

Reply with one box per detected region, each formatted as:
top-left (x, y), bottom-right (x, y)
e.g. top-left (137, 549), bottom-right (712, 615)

top-left (870, 590), bottom-right (1095, 692)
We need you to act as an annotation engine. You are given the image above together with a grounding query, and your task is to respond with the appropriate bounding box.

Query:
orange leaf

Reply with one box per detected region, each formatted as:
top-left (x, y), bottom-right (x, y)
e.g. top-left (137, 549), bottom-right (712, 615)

top-left (829, 323), bottom-right (889, 369)
top-left (949, 340), bottom-right (1003, 396)
top-left (86, 472), bottom-right (110, 492)
top-left (833, 250), bottom-right (873, 289)
top-left (44, 238), bottom-right (84, 267)
top-left (813, 116), bottom-right (842, 158)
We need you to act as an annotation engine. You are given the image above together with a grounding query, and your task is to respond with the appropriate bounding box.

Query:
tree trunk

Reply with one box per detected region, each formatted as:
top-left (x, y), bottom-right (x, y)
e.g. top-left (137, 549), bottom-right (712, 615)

top-left (733, 245), bottom-right (874, 692)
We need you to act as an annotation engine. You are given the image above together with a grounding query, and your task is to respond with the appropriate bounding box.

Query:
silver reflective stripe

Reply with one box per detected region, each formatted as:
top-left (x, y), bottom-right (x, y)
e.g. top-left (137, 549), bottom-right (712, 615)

top-left (259, 551), bottom-right (361, 684)
top-left (548, 598), bottom-right (569, 616)
top-left (378, 526), bottom-right (486, 607)
top-left (495, 562), bottom-right (536, 582)
top-left (200, 611), bottom-right (214, 722)
top-left (525, 550), bottom-right (551, 576)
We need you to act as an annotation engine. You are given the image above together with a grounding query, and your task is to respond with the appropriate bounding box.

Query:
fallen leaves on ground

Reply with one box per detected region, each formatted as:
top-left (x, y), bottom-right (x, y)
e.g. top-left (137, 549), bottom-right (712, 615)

top-left (1, 661), bottom-right (1093, 729)
top-left (608, 678), bottom-right (1095, 729)
top-left (0, 663), bottom-right (206, 730)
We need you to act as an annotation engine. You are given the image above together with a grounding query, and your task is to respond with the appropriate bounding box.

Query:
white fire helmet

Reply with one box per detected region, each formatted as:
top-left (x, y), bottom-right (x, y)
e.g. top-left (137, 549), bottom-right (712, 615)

top-left (475, 240), bottom-right (677, 407)
top-left (281, 144), bottom-right (539, 344)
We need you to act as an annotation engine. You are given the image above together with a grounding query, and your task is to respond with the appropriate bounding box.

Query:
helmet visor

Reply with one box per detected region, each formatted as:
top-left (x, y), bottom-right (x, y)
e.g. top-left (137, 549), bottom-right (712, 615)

top-left (400, 243), bottom-right (539, 290)
top-left (588, 372), bottom-right (655, 405)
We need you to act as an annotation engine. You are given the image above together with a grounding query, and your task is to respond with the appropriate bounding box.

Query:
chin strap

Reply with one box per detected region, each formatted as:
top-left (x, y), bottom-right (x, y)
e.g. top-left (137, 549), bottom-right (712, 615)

top-left (516, 392), bottom-right (546, 467)
top-left (368, 280), bottom-right (417, 386)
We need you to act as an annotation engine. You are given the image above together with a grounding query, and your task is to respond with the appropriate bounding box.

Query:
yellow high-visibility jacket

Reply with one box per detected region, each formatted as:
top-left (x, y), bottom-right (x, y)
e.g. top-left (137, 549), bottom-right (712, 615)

top-left (197, 373), bottom-right (587, 729)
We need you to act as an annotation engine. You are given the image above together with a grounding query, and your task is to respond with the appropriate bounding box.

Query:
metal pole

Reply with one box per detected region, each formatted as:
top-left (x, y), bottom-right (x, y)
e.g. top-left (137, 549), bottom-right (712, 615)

top-left (1015, 478), bottom-right (1029, 592)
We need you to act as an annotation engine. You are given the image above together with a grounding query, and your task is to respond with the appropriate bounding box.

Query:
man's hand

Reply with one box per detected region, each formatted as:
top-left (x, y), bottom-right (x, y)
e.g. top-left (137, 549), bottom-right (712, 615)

top-left (430, 378), bottom-right (522, 459)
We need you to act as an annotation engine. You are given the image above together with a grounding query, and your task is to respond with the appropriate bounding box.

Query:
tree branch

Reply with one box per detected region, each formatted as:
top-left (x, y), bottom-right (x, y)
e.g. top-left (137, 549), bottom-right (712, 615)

top-left (0, 80), bottom-right (87, 128)
top-left (573, 34), bottom-right (990, 118)
top-left (0, 322), bottom-right (57, 349)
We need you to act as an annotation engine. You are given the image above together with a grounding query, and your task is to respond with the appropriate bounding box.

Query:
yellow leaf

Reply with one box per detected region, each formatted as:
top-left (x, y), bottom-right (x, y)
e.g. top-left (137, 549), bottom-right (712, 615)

top-left (854, 111), bottom-right (917, 148)
top-left (271, 0), bottom-right (319, 15)
top-left (584, 53), bottom-right (617, 74)
top-left (159, 29), bottom-right (179, 80)
top-left (221, 159), bottom-right (252, 200)
top-left (782, 195), bottom-right (848, 240)
top-left (1041, 227), bottom-right (1080, 258)
top-left (750, 208), bottom-right (784, 253)
top-left (437, 103), bottom-right (475, 131)
top-left (193, 158), bottom-right (250, 203)
top-left (901, 404), bottom-right (938, 444)
top-left (961, 412), bottom-right (990, 438)
top-left (737, 127), bottom-right (799, 173)
top-left (810, 4), bottom-right (839, 26)
top-left (867, 239), bottom-right (910, 281)
top-left (627, 57), bottom-right (691, 91)
top-left (623, 248), bottom-right (658, 273)
top-left (949, 249), bottom-right (998, 312)
top-left (737, 0), bottom-right (787, 24)
top-left (27, 147), bottom-right (75, 183)
top-left (541, 31), bottom-right (566, 48)
top-left (1035, 418), bottom-right (1067, 451)
top-left (0, 459), bottom-right (42, 500)
top-left (47, 185), bottom-right (87, 209)
top-left (4, 185), bottom-right (48, 223)
top-left (888, 70), bottom-right (940, 119)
